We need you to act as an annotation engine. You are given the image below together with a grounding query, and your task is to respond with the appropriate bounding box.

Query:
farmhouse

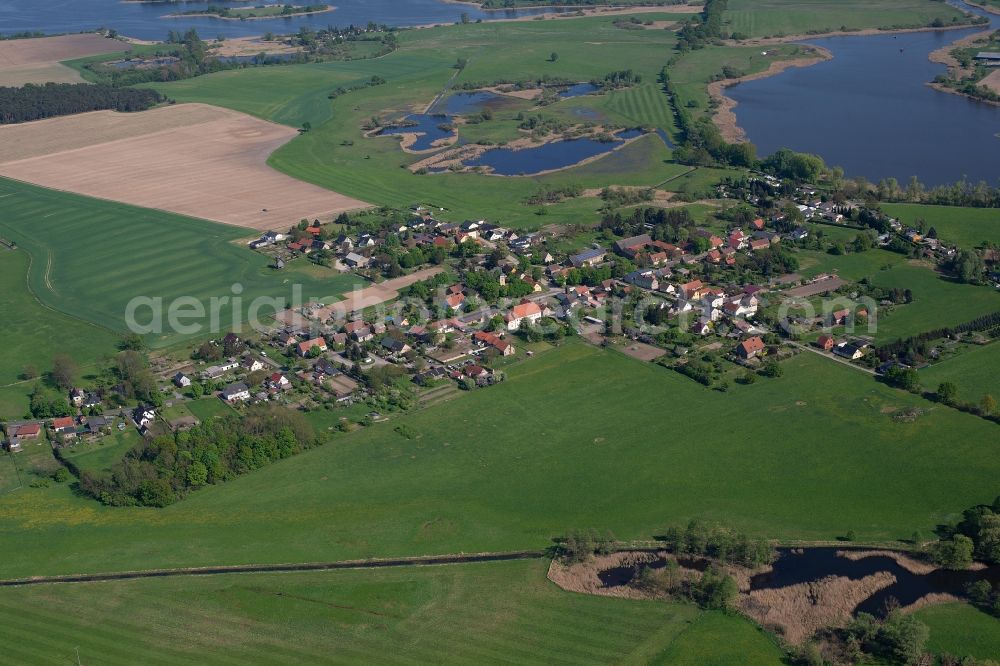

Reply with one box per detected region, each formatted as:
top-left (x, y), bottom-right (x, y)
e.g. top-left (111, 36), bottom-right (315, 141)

top-left (132, 407), bottom-right (156, 429)
top-left (473, 331), bottom-right (515, 356)
top-left (505, 301), bottom-right (543, 331)
top-left (202, 359), bottom-right (240, 379)
top-left (344, 252), bottom-right (370, 268)
top-left (239, 356), bottom-right (264, 372)
top-left (298, 337), bottom-right (328, 357)
top-left (173, 372), bottom-right (192, 388)
top-left (15, 423), bottom-right (41, 439)
top-left (736, 336), bottom-right (766, 359)
top-left (570, 248), bottom-right (606, 268)
top-left (51, 416), bottom-right (76, 436)
top-left (267, 373), bottom-right (291, 390)
top-left (221, 382), bottom-right (251, 403)
top-left (679, 279), bottom-right (704, 300)
top-left (613, 234), bottom-right (652, 256)
top-left (815, 334), bottom-right (835, 351)
top-left (833, 342), bottom-right (864, 360)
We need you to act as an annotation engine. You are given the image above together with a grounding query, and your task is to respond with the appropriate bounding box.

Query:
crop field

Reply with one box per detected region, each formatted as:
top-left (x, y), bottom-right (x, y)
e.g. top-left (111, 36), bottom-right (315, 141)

top-left (0, 559), bottom-right (784, 665)
top-left (2, 342), bottom-right (1000, 579)
top-left (0, 178), bottom-right (366, 349)
top-left (920, 341), bottom-right (1000, 404)
top-left (0, 33), bottom-right (122, 86)
top-left (151, 13), bottom-right (755, 228)
top-left (915, 603), bottom-right (1000, 661)
top-left (724, 0), bottom-right (970, 38)
top-left (881, 203), bottom-right (1000, 248)
top-left (870, 263), bottom-right (1000, 342)
top-left (0, 104), bottom-right (369, 230)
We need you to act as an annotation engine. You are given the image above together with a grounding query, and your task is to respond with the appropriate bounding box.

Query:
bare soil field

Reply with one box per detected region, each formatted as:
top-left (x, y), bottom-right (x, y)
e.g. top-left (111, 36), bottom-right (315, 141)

top-left (621, 340), bottom-right (667, 362)
top-left (0, 34), bottom-right (122, 86)
top-left (783, 276), bottom-right (847, 298)
top-left (981, 69), bottom-right (1000, 94)
top-left (0, 103), bottom-right (369, 230)
top-left (276, 267), bottom-right (446, 328)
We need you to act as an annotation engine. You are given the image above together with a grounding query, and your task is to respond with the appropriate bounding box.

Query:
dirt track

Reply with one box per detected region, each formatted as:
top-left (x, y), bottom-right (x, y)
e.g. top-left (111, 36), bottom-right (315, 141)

top-left (0, 103), bottom-right (370, 230)
top-left (0, 34), bottom-right (122, 86)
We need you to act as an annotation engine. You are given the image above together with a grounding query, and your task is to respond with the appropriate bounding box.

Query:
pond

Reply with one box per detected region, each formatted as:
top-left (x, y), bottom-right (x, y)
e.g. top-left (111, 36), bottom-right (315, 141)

top-left (725, 0), bottom-right (1000, 186)
top-left (557, 82), bottom-right (600, 99)
top-left (376, 113), bottom-right (455, 151)
top-left (600, 547), bottom-right (1000, 617)
top-left (464, 128), bottom-right (646, 176)
top-left (0, 0), bottom-right (575, 41)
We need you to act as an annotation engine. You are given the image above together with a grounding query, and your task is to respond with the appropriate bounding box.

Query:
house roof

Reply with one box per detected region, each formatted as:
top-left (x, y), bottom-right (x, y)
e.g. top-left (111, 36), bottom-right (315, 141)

top-left (738, 336), bottom-right (765, 355)
top-left (508, 301), bottom-right (542, 321)
top-left (297, 338), bottom-right (326, 354)
top-left (52, 416), bottom-right (75, 429)
top-left (15, 423), bottom-right (40, 436)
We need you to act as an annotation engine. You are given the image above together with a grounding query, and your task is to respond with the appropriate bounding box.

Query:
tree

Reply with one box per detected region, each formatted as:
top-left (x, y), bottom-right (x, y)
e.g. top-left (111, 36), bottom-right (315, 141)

top-left (549, 52), bottom-right (559, 62)
top-left (21, 364), bottom-right (37, 380)
top-left (936, 381), bottom-right (958, 405)
top-left (982, 394), bottom-right (997, 416)
top-left (51, 354), bottom-right (78, 390)
top-left (931, 534), bottom-right (974, 569)
top-left (187, 461), bottom-right (208, 487)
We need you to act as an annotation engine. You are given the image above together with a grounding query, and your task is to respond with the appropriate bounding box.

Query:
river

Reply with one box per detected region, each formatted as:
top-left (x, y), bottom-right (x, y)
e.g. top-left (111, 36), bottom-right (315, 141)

top-left (726, 1), bottom-right (1000, 186)
top-left (0, 0), bottom-right (570, 41)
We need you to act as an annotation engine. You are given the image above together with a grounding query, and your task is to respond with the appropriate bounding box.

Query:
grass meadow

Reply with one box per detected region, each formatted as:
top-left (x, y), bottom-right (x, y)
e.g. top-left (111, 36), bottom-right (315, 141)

top-left (724, 0), bottom-right (970, 37)
top-left (920, 341), bottom-right (1000, 404)
top-left (151, 14), bottom-right (754, 228)
top-left (915, 603), bottom-right (1000, 662)
top-left (3, 342), bottom-right (1000, 579)
top-left (881, 203), bottom-right (1000, 248)
top-left (0, 559), bottom-right (784, 665)
top-left (0, 178), bottom-right (365, 350)
top-left (869, 263), bottom-right (1000, 342)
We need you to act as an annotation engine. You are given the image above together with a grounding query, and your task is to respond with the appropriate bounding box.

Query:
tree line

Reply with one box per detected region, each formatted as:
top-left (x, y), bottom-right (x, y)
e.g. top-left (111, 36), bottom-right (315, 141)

top-left (0, 83), bottom-right (164, 124)
top-left (77, 406), bottom-right (321, 507)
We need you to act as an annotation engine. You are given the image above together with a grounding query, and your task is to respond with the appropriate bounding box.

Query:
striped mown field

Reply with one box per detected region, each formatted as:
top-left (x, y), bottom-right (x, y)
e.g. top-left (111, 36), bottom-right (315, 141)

top-left (0, 178), bottom-right (365, 349)
top-left (0, 559), bottom-right (785, 665)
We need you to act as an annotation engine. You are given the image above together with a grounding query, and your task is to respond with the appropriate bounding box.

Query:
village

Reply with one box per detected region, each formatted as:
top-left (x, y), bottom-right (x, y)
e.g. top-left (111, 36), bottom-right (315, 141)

top-left (2, 180), bottom-right (967, 456)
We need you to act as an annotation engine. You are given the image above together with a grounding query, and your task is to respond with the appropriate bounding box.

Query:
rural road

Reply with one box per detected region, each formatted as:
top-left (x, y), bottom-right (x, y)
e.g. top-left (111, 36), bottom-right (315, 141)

top-left (0, 550), bottom-right (546, 588)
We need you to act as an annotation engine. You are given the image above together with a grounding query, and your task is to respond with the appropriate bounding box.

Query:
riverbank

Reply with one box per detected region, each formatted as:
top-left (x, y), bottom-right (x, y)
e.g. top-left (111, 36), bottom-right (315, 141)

top-left (163, 5), bottom-right (336, 21)
top-left (708, 47), bottom-right (832, 143)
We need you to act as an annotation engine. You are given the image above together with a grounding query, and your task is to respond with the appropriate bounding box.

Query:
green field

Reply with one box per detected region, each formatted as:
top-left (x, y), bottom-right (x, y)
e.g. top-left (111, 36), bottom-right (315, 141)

top-left (0, 559), bottom-right (784, 665)
top-left (795, 246), bottom-right (906, 281)
top-left (870, 263), bottom-right (1000, 342)
top-left (724, 0), bottom-right (971, 37)
top-left (915, 603), bottom-right (1000, 662)
top-left (0, 178), bottom-right (365, 350)
top-left (0, 249), bottom-right (121, 389)
top-left (150, 13), bottom-right (753, 228)
top-left (3, 342), bottom-right (1000, 579)
top-left (881, 203), bottom-right (1000, 248)
top-left (920, 341), bottom-right (1000, 404)
top-left (61, 430), bottom-right (142, 476)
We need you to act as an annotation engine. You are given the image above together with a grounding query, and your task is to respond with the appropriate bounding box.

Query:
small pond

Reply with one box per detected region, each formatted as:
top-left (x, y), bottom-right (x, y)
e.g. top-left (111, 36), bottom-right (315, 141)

top-left (377, 113), bottom-right (455, 151)
top-left (464, 128), bottom-right (645, 176)
top-left (557, 82), bottom-right (600, 98)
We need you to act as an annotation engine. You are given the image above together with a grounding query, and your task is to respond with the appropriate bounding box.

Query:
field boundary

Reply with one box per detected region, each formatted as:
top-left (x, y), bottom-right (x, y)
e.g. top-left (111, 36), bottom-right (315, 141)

top-left (0, 550), bottom-right (547, 587)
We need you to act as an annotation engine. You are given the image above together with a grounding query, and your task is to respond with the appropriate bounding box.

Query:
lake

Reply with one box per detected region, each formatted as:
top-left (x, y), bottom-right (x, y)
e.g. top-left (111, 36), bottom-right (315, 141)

top-left (0, 0), bottom-right (571, 41)
top-left (726, 1), bottom-right (1000, 186)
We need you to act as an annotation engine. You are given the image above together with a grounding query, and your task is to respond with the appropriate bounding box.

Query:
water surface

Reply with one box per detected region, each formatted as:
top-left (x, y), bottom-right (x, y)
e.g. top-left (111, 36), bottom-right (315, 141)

top-left (465, 128), bottom-right (645, 175)
top-left (727, 1), bottom-right (1000, 186)
top-left (0, 0), bottom-right (571, 41)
